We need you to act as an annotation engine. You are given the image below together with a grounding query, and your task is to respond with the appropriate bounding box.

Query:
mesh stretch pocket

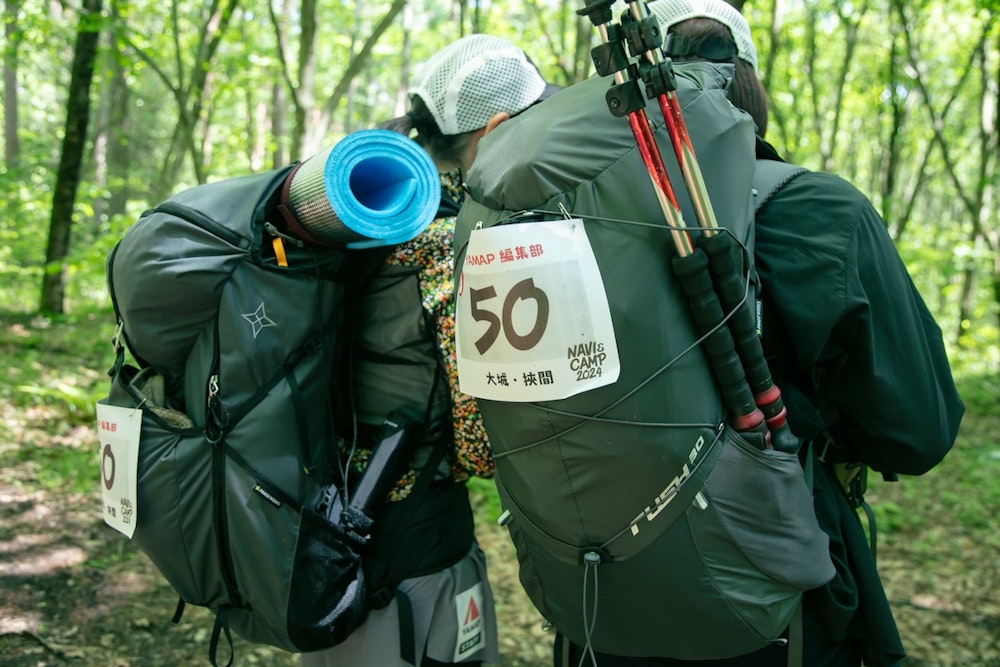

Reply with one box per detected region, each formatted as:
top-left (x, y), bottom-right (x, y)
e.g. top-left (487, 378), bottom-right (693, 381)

top-left (285, 508), bottom-right (369, 651)
top-left (700, 428), bottom-right (835, 590)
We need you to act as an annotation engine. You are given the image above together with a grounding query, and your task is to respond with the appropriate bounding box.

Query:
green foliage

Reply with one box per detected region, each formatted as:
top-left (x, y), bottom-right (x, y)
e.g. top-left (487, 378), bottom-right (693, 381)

top-left (0, 308), bottom-right (115, 412)
top-left (17, 382), bottom-right (102, 420)
top-left (950, 369), bottom-right (1000, 422)
top-left (9, 439), bottom-right (98, 496)
top-left (4, 0), bottom-right (997, 362)
top-left (867, 372), bottom-right (1000, 560)
top-left (468, 476), bottom-right (504, 525)
top-left (0, 307), bottom-right (114, 495)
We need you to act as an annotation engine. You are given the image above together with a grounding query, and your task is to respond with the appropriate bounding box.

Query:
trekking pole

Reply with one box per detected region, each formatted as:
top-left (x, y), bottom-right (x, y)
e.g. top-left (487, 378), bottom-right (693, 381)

top-left (578, 0), bottom-right (693, 257)
top-left (620, 1), bottom-right (799, 452)
top-left (330, 413), bottom-right (416, 538)
top-left (577, 0), bottom-right (769, 444)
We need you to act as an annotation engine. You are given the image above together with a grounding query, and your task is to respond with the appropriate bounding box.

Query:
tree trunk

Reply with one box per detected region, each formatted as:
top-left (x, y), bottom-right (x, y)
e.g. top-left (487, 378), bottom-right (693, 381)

top-left (271, 79), bottom-right (288, 169)
top-left (93, 31), bottom-right (131, 225)
top-left (3, 0), bottom-right (21, 167)
top-left (313, 0), bottom-right (407, 157)
top-left (132, 0), bottom-right (239, 201)
top-left (40, 0), bottom-right (103, 315)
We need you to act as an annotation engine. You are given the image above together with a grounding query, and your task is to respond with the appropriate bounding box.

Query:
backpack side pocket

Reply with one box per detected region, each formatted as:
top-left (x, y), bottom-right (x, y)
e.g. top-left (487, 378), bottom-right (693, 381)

top-left (699, 427), bottom-right (835, 590)
top-left (104, 365), bottom-right (224, 607)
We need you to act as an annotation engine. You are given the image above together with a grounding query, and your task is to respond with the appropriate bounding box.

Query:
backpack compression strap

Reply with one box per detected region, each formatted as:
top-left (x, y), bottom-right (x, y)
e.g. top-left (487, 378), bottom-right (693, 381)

top-left (751, 158), bottom-right (809, 667)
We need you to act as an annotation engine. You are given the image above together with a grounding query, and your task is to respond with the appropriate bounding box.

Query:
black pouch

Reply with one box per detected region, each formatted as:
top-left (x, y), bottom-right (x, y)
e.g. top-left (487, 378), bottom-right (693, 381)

top-left (286, 508), bottom-right (370, 649)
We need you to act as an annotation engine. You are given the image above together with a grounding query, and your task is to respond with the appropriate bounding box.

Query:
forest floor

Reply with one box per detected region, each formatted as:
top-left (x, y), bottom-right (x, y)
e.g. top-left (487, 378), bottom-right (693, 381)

top-left (0, 311), bottom-right (997, 667)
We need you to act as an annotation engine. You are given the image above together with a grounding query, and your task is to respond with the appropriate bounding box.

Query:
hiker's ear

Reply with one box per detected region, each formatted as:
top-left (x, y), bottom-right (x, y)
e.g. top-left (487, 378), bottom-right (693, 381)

top-left (484, 111), bottom-right (511, 136)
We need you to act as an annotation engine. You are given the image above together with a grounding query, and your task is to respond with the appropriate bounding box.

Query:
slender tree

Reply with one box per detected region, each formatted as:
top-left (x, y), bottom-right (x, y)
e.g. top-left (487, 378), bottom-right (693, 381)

top-left (893, 0), bottom-right (999, 340)
top-left (3, 0), bottom-right (21, 167)
top-left (40, 0), bottom-right (104, 314)
top-left (271, 0), bottom-right (407, 160)
top-left (117, 0), bottom-right (240, 201)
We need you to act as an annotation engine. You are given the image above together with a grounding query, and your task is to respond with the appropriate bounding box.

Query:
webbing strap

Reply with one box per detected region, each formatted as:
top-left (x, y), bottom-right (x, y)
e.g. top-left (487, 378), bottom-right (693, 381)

top-left (786, 598), bottom-right (804, 667)
top-left (208, 607), bottom-right (234, 667)
top-left (556, 633), bottom-right (571, 667)
top-left (396, 589), bottom-right (417, 665)
top-left (365, 443), bottom-right (449, 665)
top-left (860, 497), bottom-right (879, 563)
top-left (170, 597), bottom-right (186, 624)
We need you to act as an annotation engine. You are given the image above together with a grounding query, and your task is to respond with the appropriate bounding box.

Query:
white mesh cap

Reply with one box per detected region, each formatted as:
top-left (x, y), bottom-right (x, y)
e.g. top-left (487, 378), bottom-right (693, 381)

top-left (649, 0), bottom-right (758, 72)
top-left (408, 34), bottom-right (548, 136)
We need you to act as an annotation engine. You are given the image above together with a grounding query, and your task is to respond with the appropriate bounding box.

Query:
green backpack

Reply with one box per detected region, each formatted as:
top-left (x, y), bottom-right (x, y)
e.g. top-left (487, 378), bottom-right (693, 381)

top-left (453, 63), bottom-right (835, 660)
top-left (97, 133), bottom-right (459, 664)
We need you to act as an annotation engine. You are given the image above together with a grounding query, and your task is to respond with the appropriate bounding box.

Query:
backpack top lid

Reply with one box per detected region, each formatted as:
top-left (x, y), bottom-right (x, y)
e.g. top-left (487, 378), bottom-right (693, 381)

top-left (462, 61), bottom-right (753, 237)
top-left (108, 169), bottom-right (290, 376)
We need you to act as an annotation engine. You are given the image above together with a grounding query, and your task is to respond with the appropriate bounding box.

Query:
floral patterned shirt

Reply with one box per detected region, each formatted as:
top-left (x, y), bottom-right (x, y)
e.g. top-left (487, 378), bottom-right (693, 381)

top-left (353, 168), bottom-right (494, 497)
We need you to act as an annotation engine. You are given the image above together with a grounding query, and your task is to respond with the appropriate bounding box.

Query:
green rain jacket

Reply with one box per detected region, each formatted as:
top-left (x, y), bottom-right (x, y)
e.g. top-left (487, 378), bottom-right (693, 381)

top-left (753, 139), bottom-right (964, 666)
top-left (754, 139), bottom-right (963, 476)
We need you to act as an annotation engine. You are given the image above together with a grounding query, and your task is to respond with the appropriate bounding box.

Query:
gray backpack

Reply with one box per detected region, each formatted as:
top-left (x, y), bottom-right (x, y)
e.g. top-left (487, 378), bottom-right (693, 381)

top-left (100, 166), bottom-right (444, 664)
top-left (454, 64), bottom-right (835, 660)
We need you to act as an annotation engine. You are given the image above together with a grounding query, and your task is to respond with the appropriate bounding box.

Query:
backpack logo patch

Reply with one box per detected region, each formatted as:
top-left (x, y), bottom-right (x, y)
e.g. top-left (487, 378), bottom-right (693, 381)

top-left (241, 302), bottom-right (277, 338)
top-left (453, 582), bottom-right (485, 661)
top-left (465, 595), bottom-right (480, 624)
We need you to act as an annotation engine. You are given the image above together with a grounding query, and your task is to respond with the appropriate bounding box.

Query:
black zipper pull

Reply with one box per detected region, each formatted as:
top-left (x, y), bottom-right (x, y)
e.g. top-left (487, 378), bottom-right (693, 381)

top-left (206, 374), bottom-right (226, 444)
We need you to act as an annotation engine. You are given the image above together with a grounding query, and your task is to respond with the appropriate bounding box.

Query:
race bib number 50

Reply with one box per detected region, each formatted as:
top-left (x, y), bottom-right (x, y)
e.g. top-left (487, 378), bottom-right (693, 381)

top-left (456, 219), bottom-right (619, 401)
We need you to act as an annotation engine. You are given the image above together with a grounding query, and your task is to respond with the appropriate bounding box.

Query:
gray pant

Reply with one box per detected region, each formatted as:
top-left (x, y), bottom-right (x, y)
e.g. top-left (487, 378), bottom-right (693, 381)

top-left (300, 543), bottom-right (498, 667)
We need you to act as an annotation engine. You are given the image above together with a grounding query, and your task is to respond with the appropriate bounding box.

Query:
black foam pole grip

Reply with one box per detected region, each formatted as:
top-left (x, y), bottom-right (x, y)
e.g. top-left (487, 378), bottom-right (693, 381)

top-left (672, 250), bottom-right (768, 442)
top-left (699, 233), bottom-right (800, 453)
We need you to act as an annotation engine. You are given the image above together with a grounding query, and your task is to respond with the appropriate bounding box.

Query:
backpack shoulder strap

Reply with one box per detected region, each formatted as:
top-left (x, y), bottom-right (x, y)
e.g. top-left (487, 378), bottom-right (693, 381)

top-left (753, 160), bottom-right (810, 214)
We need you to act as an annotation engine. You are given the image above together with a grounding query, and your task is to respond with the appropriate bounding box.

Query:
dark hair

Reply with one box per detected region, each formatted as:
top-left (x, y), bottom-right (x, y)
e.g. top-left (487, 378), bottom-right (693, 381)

top-left (666, 17), bottom-right (769, 138)
top-left (377, 97), bottom-right (476, 166)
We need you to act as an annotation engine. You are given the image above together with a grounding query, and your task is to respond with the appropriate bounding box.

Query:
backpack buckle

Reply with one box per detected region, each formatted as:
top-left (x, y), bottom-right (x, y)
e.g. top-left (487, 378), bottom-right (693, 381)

top-left (369, 587), bottom-right (396, 610)
top-left (815, 432), bottom-right (837, 463)
top-left (112, 320), bottom-right (125, 352)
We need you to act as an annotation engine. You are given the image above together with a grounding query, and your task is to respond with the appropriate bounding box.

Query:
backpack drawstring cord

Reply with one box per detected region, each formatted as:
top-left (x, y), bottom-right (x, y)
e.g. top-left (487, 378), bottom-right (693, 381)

top-left (578, 550), bottom-right (602, 667)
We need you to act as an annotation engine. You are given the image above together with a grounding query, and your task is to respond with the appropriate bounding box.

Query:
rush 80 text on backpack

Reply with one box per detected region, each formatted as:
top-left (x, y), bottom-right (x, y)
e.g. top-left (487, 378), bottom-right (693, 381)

top-left (95, 130), bottom-right (441, 664)
top-left (453, 33), bottom-right (835, 667)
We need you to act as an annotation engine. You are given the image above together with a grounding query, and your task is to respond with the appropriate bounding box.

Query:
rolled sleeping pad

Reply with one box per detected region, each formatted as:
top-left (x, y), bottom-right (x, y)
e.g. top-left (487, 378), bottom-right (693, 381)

top-left (286, 128), bottom-right (440, 248)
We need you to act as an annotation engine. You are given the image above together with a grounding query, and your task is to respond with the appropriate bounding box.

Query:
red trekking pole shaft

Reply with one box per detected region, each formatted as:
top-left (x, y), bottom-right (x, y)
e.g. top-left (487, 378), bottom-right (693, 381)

top-left (586, 5), bottom-right (693, 257)
top-left (623, 2), bottom-right (717, 235)
top-left (578, 0), bottom-right (769, 443)
top-left (622, 0), bottom-right (799, 452)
